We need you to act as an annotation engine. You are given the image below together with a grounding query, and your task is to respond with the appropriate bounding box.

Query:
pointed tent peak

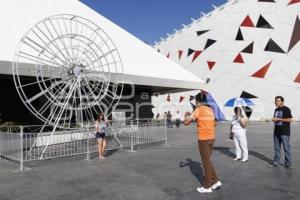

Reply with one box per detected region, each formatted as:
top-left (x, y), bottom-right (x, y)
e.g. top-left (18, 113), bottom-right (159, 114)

top-left (192, 51), bottom-right (202, 62)
top-left (196, 30), bottom-right (210, 36)
top-left (256, 15), bottom-right (273, 29)
top-left (294, 72), bottom-right (300, 83)
top-left (240, 15), bottom-right (255, 27)
top-left (288, 0), bottom-right (300, 5)
top-left (204, 39), bottom-right (217, 50)
top-left (251, 61), bottom-right (272, 78)
top-left (178, 50), bottom-right (183, 60)
top-left (187, 48), bottom-right (195, 57)
top-left (207, 61), bottom-right (216, 70)
top-left (288, 16), bottom-right (300, 52)
top-left (241, 42), bottom-right (254, 54)
top-left (233, 53), bottom-right (244, 63)
top-left (264, 39), bottom-right (286, 53)
top-left (236, 28), bottom-right (244, 41)
top-left (240, 91), bottom-right (258, 99)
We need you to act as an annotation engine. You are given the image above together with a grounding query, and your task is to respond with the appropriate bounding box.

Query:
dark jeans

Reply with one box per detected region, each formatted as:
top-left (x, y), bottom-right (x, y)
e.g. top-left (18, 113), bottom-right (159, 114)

top-left (167, 120), bottom-right (172, 128)
top-left (273, 133), bottom-right (291, 166)
top-left (175, 119), bottom-right (180, 128)
top-left (198, 140), bottom-right (219, 188)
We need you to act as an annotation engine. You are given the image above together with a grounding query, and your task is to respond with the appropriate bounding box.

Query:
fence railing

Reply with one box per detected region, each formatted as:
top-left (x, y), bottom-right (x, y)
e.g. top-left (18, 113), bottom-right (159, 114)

top-left (0, 119), bottom-right (167, 171)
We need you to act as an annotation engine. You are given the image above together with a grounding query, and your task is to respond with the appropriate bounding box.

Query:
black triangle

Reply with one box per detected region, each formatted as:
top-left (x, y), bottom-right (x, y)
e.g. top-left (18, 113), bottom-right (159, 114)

top-left (204, 39), bottom-right (217, 50)
top-left (264, 39), bottom-right (286, 53)
top-left (196, 30), bottom-right (209, 36)
top-left (187, 48), bottom-right (195, 57)
top-left (189, 95), bottom-right (195, 101)
top-left (240, 91), bottom-right (258, 99)
top-left (256, 15), bottom-right (273, 29)
top-left (241, 42), bottom-right (254, 53)
top-left (258, 0), bottom-right (275, 2)
top-left (236, 28), bottom-right (244, 41)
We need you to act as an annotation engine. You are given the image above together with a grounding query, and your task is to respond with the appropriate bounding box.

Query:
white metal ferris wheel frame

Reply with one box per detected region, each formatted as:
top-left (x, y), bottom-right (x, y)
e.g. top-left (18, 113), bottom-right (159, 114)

top-left (13, 14), bottom-right (124, 129)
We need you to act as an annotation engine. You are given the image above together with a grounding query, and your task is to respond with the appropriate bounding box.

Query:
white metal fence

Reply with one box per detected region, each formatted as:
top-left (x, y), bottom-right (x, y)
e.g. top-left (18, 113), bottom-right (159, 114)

top-left (0, 119), bottom-right (167, 171)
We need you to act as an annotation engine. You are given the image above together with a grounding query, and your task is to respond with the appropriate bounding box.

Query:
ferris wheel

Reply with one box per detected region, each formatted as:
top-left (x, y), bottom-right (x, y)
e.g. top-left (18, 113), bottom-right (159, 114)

top-left (13, 14), bottom-right (124, 128)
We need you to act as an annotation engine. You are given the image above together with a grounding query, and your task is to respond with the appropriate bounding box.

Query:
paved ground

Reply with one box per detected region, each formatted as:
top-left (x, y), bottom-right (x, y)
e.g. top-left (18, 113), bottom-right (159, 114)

top-left (0, 122), bottom-right (300, 200)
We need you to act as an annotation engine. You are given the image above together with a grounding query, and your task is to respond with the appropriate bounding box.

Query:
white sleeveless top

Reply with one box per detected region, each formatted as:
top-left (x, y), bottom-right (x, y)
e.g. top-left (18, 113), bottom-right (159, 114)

top-left (231, 116), bottom-right (246, 133)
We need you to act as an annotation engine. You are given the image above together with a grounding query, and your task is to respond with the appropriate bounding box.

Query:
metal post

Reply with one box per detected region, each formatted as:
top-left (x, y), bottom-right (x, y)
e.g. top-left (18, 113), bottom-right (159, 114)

top-left (164, 119), bottom-right (168, 147)
top-left (86, 128), bottom-right (91, 161)
top-left (20, 126), bottom-right (24, 171)
top-left (137, 119), bottom-right (140, 144)
top-left (129, 130), bottom-right (136, 153)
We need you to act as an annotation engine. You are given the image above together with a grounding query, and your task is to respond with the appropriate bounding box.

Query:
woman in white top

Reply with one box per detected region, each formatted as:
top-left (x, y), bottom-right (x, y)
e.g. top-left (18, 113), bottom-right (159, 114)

top-left (231, 107), bottom-right (248, 162)
top-left (95, 113), bottom-right (108, 160)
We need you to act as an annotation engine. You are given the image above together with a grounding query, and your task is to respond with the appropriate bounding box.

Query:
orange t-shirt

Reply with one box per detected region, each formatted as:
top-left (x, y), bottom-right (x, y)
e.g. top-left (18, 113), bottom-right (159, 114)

top-left (191, 105), bottom-right (216, 140)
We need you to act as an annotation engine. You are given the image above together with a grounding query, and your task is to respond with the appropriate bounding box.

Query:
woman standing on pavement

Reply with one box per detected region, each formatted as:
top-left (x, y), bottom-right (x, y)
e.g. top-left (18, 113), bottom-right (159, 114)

top-left (95, 113), bottom-right (108, 160)
top-left (230, 107), bottom-right (249, 162)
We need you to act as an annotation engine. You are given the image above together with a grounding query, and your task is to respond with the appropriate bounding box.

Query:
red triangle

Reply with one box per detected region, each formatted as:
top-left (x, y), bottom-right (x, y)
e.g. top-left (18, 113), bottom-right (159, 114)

top-left (241, 15), bottom-right (255, 27)
top-left (179, 96), bottom-right (185, 103)
top-left (192, 51), bottom-right (202, 62)
top-left (166, 94), bottom-right (171, 102)
top-left (251, 61), bottom-right (272, 78)
top-left (288, 0), bottom-right (300, 5)
top-left (233, 53), bottom-right (244, 63)
top-left (178, 50), bottom-right (183, 60)
top-left (207, 61), bottom-right (216, 70)
top-left (294, 73), bottom-right (300, 83)
top-left (166, 53), bottom-right (170, 58)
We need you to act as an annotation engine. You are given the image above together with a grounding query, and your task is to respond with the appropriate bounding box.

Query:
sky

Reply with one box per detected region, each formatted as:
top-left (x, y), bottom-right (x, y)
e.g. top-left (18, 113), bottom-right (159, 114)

top-left (80, 0), bottom-right (227, 45)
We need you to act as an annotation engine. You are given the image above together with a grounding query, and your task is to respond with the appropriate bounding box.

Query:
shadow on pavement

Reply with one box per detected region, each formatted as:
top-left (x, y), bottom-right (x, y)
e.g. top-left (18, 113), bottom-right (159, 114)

top-left (213, 146), bottom-right (273, 163)
top-left (179, 158), bottom-right (203, 184)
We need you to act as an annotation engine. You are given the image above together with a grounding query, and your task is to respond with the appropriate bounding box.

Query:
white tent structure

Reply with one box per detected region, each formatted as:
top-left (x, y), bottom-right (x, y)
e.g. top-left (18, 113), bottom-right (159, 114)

top-left (154, 0), bottom-right (300, 121)
top-left (0, 0), bottom-right (204, 124)
top-left (0, 0), bottom-right (203, 89)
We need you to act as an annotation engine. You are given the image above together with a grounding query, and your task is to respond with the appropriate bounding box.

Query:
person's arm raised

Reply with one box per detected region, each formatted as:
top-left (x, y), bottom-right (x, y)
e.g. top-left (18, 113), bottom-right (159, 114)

top-left (184, 112), bottom-right (193, 126)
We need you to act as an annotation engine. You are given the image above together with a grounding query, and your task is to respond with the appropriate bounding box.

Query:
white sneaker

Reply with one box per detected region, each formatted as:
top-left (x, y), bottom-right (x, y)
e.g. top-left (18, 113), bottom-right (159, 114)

top-left (233, 157), bottom-right (241, 161)
top-left (211, 181), bottom-right (222, 190)
top-left (197, 187), bottom-right (212, 193)
top-left (241, 159), bottom-right (248, 162)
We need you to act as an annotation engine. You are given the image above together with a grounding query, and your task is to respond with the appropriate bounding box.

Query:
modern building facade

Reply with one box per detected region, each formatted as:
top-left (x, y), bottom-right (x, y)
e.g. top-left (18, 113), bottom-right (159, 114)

top-left (154, 0), bottom-right (300, 121)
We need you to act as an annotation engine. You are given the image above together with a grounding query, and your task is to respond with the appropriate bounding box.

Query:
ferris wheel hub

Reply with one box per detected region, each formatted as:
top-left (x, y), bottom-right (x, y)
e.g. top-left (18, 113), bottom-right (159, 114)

top-left (72, 65), bottom-right (84, 77)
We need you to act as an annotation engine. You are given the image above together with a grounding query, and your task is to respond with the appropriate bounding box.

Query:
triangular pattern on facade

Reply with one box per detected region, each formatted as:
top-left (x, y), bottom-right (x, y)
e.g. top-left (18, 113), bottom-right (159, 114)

top-left (288, 16), bottom-right (300, 52)
top-left (204, 39), bottom-right (217, 50)
top-left (240, 15), bottom-right (255, 27)
top-left (241, 42), bottom-right (254, 54)
top-left (256, 15), bottom-right (273, 29)
top-left (196, 30), bottom-right (210, 36)
top-left (192, 51), bottom-right (202, 62)
top-left (288, 0), bottom-right (300, 5)
top-left (207, 61), bottom-right (216, 70)
top-left (251, 61), bottom-right (272, 78)
top-left (233, 53), bottom-right (244, 63)
top-left (264, 39), bottom-right (286, 53)
top-left (236, 28), bottom-right (244, 40)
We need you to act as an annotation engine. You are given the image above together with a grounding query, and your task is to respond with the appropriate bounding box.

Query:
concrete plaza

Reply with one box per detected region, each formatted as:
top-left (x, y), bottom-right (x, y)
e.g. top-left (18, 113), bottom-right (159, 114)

top-left (0, 122), bottom-right (299, 200)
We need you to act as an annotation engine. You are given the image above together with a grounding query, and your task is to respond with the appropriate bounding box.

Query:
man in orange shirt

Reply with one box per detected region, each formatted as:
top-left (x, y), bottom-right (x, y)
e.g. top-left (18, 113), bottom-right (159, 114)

top-left (184, 92), bottom-right (221, 193)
